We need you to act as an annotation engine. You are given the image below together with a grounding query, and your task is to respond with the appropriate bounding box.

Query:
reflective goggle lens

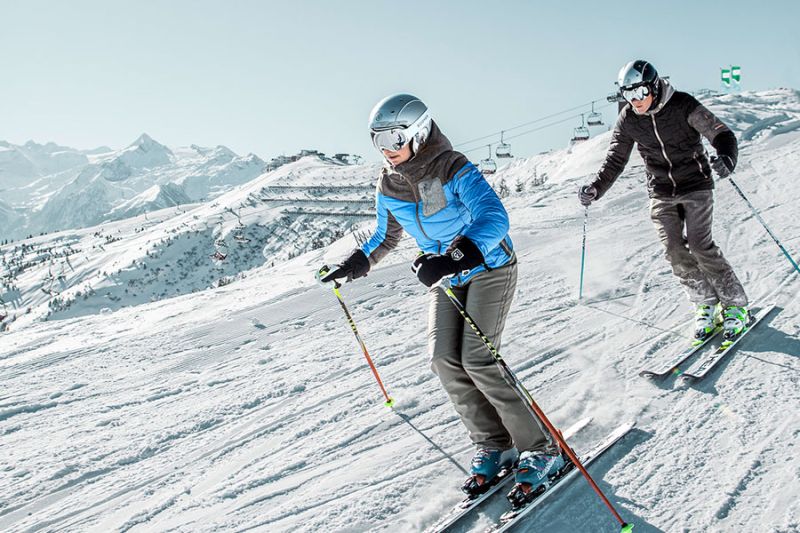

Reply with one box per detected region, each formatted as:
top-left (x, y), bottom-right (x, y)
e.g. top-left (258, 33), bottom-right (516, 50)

top-left (621, 84), bottom-right (650, 102)
top-left (371, 128), bottom-right (409, 152)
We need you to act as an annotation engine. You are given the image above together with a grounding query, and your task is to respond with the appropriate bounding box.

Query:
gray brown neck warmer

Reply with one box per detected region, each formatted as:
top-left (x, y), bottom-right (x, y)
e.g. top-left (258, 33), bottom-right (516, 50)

top-left (378, 121), bottom-right (468, 202)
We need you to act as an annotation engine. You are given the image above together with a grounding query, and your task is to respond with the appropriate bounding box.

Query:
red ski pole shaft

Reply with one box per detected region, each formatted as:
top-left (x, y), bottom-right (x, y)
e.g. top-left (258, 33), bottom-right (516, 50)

top-left (524, 393), bottom-right (630, 529)
top-left (332, 282), bottom-right (394, 407)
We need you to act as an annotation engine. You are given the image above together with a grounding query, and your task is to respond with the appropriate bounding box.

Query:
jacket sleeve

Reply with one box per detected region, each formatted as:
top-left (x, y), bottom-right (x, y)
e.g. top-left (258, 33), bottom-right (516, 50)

top-left (687, 99), bottom-right (738, 170)
top-left (361, 191), bottom-right (404, 266)
top-left (591, 109), bottom-right (635, 199)
top-left (451, 164), bottom-right (510, 257)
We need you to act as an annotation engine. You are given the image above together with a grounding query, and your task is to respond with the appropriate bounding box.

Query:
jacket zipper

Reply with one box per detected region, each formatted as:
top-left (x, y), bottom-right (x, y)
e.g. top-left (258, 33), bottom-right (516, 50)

top-left (650, 114), bottom-right (677, 196)
top-left (694, 152), bottom-right (711, 181)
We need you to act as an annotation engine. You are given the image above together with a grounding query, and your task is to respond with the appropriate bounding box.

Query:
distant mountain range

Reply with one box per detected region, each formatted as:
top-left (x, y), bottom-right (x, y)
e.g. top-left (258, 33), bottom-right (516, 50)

top-left (0, 134), bottom-right (267, 239)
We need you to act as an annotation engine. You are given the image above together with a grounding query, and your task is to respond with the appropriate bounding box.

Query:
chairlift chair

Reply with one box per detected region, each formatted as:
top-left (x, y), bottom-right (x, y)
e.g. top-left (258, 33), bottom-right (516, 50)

top-left (587, 102), bottom-right (604, 127)
top-left (479, 145), bottom-right (497, 175)
top-left (211, 239), bottom-right (229, 262)
top-left (495, 131), bottom-right (513, 159)
top-left (570, 114), bottom-right (590, 143)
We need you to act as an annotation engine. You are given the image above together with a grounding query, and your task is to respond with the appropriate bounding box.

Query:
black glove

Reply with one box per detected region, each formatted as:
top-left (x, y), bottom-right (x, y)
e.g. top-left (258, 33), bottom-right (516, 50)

top-left (578, 185), bottom-right (598, 206)
top-left (318, 249), bottom-right (370, 284)
top-left (412, 236), bottom-right (485, 287)
top-left (711, 155), bottom-right (734, 179)
top-left (412, 254), bottom-right (458, 287)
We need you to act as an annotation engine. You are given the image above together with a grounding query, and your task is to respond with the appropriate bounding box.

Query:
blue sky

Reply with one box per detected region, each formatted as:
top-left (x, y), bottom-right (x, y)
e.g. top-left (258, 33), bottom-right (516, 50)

top-left (1, 0), bottom-right (798, 163)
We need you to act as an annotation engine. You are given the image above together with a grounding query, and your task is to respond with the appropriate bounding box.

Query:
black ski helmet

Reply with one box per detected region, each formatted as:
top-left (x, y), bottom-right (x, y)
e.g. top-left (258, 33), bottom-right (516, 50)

top-left (617, 60), bottom-right (661, 101)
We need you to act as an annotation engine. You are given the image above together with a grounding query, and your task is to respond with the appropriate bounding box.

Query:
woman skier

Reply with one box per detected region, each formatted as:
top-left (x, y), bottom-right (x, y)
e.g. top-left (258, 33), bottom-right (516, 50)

top-left (318, 93), bottom-right (560, 497)
top-left (579, 60), bottom-right (749, 342)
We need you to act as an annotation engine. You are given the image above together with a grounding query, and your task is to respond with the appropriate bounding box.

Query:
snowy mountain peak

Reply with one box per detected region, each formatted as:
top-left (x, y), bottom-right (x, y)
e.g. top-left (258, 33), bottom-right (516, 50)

top-left (130, 133), bottom-right (160, 148)
top-left (189, 144), bottom-right (239, 162)
top-left (117, 133), bottom-right (173, 170)
top-left (241, 153), bottom-right (265, 164)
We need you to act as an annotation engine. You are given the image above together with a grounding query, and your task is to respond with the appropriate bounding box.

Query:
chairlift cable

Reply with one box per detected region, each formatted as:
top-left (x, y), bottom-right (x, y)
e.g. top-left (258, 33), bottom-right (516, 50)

top-left (459, 101), bottom-right (615, 154)
top-left (453, 97), bottom-right (607, 149)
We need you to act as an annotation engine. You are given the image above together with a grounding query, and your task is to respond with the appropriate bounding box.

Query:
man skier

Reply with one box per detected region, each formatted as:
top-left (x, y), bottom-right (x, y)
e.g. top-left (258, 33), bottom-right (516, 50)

top-left (579, 60), bottom-right (749, 341)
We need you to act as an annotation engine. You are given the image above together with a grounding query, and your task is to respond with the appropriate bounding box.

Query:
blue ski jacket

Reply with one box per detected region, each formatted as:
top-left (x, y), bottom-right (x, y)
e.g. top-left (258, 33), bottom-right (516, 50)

top-left (360, 122), bottom-right (514, 286)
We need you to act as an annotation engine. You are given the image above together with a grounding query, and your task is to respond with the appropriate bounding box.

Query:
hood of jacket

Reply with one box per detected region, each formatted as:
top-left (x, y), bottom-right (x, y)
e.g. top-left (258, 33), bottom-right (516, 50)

top-left (378, 120), bottom-right (468, 201)
top-left (386, 121), bottom-right (460, 183)
top-left (642, 78), bottom-right (677, 116)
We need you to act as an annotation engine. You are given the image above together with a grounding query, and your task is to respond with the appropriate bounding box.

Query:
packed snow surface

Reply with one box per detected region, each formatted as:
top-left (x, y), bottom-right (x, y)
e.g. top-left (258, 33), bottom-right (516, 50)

top-left (1, 89), bottom-right (799, 532)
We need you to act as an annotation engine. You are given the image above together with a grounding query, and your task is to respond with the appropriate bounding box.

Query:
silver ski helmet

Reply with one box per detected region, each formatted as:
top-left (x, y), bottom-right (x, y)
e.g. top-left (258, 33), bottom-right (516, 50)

top-left (368, 93), bottom-right (432, 154)
top-left (617, 60), bottom-right (660, 103)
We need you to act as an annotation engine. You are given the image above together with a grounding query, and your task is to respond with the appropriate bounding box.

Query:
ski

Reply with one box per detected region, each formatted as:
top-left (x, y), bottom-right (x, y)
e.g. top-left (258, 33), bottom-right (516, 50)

top-left (639, 327), bottom-right (722, 379)
top-left (679, 304), bottom-right (776, 383)
top-left (425, 416), bottom-right (593, 533)
top-left (485, 421), bottom-right (636, 533)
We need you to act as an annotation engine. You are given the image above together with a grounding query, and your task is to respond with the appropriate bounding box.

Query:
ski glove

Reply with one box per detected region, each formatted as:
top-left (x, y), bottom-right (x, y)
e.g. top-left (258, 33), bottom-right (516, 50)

top-left (711, 155), bottom-right (734, 179)
top-left (319, 249), bottom-right (370, 284)
top-left (578, 185), bottom-right (598, 206)
top-left (412, 236), bottom-right (485, 287)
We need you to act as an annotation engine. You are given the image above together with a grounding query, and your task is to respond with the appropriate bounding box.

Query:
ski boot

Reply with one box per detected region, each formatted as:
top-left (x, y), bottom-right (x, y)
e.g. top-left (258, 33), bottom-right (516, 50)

top-left (722, 306), bottom-right (749, 342)
top-left (461, 447), bottom-right (518, 497)
top-left (693, 303), bottom-right (722, 345)
top-left (506, 450), bottom-right (567, 509)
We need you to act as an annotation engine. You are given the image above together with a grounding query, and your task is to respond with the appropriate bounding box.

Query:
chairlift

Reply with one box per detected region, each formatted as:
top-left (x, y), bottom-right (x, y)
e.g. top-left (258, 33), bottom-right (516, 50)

top-left (40, 275), bottom-right (58, 296)
top-left (211, 238), bottom-right (229, 262)
top-left (571, 114), bottom-right (590, 143)
top-left (495, 131), bottom-right (513, 159)
top-left (479, 145), bottom-right (497, 175)
top-left (587, 102), bottom-right (604, 127)
top-left (233, 233), bottom-right (250, 244)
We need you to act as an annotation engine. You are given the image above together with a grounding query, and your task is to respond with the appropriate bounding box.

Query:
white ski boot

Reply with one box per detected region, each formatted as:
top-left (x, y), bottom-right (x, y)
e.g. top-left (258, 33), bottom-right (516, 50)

top-left (722, 306), bottom-right (749, 340)
top-left (694, 303), bottom-right (721, 344)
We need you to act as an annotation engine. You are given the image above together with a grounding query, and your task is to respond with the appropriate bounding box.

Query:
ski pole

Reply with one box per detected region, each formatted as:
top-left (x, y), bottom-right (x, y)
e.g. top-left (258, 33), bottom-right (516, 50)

top-left (727, 176), bottom-right (800, 276)
top-left (579, 205), bottom-right (589, 299)
top-left (318, 268), bottom-right (394, 407)
top-left (438, 278), bottom-right (632, 532)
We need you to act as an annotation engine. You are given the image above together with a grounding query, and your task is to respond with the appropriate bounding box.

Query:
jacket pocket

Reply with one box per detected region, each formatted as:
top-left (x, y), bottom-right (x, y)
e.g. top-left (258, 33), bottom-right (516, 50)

top-left (418, 177), bottom-right (447, 217)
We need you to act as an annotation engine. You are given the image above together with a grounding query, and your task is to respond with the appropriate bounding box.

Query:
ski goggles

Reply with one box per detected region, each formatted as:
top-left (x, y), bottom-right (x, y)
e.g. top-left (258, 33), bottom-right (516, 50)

top-left (371, 127), bottom-right (412, 152)
top-left (620, 83), bottom-right (651, 102)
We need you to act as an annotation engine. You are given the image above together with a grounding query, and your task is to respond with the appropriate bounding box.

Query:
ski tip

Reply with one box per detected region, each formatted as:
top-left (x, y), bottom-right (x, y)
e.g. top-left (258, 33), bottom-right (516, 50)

top-left (620, 523), bottom-right (634, 532)
top-left (384, 398), bottom-right (395, 408)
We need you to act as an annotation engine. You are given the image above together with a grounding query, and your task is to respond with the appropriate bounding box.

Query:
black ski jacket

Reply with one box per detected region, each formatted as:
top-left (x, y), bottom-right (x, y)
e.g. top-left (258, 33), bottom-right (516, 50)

top-left (590, 80), bottom-right (738, 199)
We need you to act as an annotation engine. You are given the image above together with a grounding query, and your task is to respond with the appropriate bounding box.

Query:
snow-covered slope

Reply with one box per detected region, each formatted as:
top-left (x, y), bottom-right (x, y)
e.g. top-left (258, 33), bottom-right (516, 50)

top-left (0, 155), bottom-right (378, 330)
top-left (1, 89), bottom-right (799, 533)
top-left (107, 183), bottom-right (193, 220)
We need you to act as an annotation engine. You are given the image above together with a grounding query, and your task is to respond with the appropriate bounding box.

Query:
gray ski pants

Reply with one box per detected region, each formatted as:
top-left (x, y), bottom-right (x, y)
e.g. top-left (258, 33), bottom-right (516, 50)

top-left (650, 189), bottom-right (748, 307)
top-left (427, 261), bottom-right (552, 453)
